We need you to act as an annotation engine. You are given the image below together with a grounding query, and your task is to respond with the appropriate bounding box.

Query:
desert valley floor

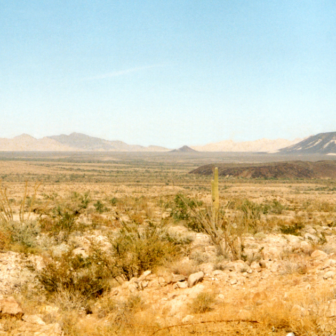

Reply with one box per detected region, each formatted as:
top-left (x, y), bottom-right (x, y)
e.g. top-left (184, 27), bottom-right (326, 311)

top-left (0, 152), bottom-right (336, 335)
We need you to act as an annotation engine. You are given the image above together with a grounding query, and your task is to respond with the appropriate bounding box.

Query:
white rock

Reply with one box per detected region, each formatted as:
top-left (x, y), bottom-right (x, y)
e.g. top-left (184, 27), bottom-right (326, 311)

top-left (0, 297), bottom-right (23, 317)
top-left (323, 271), bottom-right (335, 280)
top-left (250, 261), bottom-right (261, 270)
top-left (176, 281), bottom-right (188, 289)
top-left (138, 270), bottom-right (151, 281)
top-left (23, 314), bottom-right (46, 325)
top-left (326, 299), bottom-right (336, 317)
top-left (188, 272), bottom-right (204, 287)
top-left (311, 250), bottom-right (328, 260)
top-left (182, 315), bottom-right (194, 323)
top-left (230, 278), bottom-right (238, 285)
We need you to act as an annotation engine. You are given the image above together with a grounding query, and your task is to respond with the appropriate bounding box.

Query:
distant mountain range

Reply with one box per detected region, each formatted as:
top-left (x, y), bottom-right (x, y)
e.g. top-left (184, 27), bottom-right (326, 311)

top-left (0, 133), bottom-right (168, 152)
top-left (0, 132), bottom-right (335, 154)
top-left (191, 138), bottom-right (302, 152)
top-left (279, 132), bottom-right (336, 155)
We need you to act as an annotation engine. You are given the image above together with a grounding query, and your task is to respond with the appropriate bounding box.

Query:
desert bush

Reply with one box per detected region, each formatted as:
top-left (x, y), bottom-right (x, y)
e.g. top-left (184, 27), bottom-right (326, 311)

top-left (187, 205), bottom-right (247, 260)
top-left (110, 222), bottom-right (188, 280)
top-left (189, 292), bottom-right (215, 313)
top-left (170, 194), bottom-right (203, 232)
top-left (94, 200), bottom-right (108, 213)
top-left (109, 197), bottom-right (118, 206)
top-left (279, 219), bottom-right (305, 236)
top-left (6, 220), bottom-right (40, 250)
top-left (39, 196), bottom-right (89, 241)
top-left (37, 249), bottom-right (116, 309)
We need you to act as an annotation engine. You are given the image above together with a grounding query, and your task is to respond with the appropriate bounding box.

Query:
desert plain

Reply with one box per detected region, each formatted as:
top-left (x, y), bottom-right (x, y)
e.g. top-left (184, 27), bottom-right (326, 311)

top-left (0, 152), bottom-right (336, 335)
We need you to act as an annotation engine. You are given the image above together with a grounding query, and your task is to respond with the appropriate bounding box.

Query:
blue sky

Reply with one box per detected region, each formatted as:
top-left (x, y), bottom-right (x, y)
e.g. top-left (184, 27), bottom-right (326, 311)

top-left (0, 1), bottom-right (335, 148)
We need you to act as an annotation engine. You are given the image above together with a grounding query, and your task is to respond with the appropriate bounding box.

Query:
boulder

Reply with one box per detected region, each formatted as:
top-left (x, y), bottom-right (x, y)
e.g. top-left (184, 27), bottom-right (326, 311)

top-left (188, 272), bottom-right (204, 287)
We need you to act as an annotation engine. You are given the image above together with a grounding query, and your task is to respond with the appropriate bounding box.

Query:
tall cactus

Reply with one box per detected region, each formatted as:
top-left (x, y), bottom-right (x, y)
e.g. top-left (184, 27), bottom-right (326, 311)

top-left (211, 167), bottom-right (219, 222)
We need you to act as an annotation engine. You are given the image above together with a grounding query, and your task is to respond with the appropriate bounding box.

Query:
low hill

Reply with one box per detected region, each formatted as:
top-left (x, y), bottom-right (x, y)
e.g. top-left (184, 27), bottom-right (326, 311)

top-left (280, 132), bottom-right (336, 155)
top-left (170, 146), bottom-right (197, 153)
top-left (190, 161), bottom-right (336, 179)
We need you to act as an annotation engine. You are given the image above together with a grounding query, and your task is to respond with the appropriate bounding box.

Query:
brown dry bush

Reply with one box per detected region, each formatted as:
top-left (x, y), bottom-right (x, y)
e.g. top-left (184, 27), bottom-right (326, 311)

top-left (189, 292), bottom-right (216, 314)
top-left (111, 221), bottom-right (190, 280)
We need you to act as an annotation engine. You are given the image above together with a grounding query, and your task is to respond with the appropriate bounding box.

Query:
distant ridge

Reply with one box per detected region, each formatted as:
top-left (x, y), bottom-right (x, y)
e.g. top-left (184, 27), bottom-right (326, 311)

top-left (170, 146), bottom-right (197, 153)
top-left (190, 161), bottom-right (336, 179)
top-left (0, 133), bottom-right (169, 152)
top-left (191, 138), bottom-right (302, 152)
top-left (279, 132), bottom-right (336, 155)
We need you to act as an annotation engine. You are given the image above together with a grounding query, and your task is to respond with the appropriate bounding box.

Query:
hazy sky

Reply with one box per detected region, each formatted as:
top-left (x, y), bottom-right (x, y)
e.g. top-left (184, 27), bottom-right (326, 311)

top-left (1, 1), bottom-right (335, 148)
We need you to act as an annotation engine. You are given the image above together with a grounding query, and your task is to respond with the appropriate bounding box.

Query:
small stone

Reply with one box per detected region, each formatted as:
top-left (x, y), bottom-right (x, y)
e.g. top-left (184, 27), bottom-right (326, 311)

top-left (182, 315), bottom-right (194, 323)
top-left (326, 299), bottom-right (336, 317)
top-left (250, 261), bottom-right (260, 270)
top-left (0, 297), bottom-right (23, 318)
top-left (138, 270), bottom-right (151, 281)
top-left (23, 314), bottom-right (46, 325)
top-left (188, 272), bottom-right (204, 287)
top-left (311, 250), bottom-right (328, 260)
top-left (230, 278), bottom-right (238, 285)
top-left (323, 271), bottom-right (335, 280)
top-left (172, 274), bottom-right (186, 283)
top-left (176, 281), bottom-right (188, 289)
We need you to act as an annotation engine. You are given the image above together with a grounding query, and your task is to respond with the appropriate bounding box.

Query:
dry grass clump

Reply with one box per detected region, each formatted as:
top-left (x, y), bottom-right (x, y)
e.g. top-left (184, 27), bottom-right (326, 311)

top-left (189, 292), bottom-right (216, 314)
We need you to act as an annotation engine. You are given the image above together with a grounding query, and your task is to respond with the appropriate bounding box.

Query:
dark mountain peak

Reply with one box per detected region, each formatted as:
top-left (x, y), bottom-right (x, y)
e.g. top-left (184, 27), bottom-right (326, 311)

top-left (171, 145), bottom-right (197, 153)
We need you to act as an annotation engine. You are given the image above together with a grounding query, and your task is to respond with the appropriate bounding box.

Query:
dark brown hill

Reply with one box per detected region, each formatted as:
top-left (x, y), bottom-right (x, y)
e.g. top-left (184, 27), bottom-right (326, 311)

top-left (190, 161), bottom-right (336, 179)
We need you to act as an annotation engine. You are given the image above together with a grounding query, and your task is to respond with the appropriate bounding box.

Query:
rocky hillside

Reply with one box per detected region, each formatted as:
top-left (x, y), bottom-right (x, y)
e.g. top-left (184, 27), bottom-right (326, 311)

top-left (280, 132), bottom-right (336, 155)
top-left (190, 160), bottom-right (336, 179)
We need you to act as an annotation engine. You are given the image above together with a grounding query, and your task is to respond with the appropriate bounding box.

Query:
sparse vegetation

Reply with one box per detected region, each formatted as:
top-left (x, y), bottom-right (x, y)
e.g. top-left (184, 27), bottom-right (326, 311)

top-left (0, 154), bottom-right (335, 335)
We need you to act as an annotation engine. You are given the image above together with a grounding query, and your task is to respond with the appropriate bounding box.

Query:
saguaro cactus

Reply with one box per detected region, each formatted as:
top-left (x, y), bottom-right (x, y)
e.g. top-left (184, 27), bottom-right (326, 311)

top-left (211, 167), bottom-right (219, 222)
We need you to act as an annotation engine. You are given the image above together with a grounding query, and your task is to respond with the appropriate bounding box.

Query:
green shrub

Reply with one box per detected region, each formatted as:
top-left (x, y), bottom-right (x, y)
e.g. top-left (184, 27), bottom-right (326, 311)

top-left (171, 194), bottom-right (203, 232)
top-left (94, 200), bottom-right (108, 214)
